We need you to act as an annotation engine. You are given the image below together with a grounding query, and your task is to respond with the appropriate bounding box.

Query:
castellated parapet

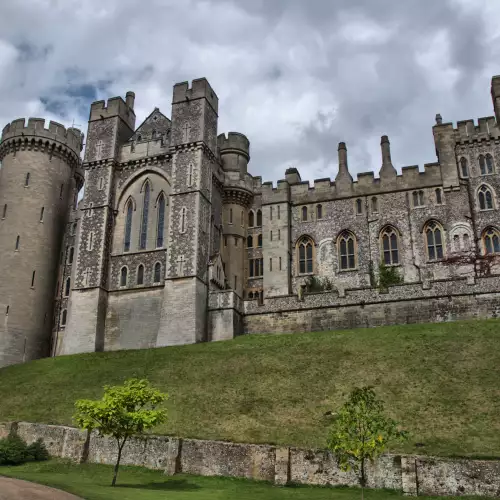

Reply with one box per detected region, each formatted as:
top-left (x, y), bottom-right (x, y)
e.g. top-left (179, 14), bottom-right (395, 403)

top-left (4, 75), bottom-right (500, 367)
top-left (0, 118), bottom-right (83, 367)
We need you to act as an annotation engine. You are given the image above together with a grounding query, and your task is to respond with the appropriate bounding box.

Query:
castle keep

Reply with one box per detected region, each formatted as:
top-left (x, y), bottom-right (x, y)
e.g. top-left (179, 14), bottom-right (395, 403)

top-left (2, 76), bottom-right (500, 366)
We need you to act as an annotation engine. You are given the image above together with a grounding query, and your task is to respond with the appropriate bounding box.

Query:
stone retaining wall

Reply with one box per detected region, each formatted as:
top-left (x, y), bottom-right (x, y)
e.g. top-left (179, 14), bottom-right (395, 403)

top-left (2, 422), bottom-right (500, 496)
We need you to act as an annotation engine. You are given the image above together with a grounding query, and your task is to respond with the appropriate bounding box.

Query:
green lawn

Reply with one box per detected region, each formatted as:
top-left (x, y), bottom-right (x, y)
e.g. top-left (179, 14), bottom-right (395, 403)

top-left (1, 319), bottom-right (500, 457)
top-left (0, 460), bottom-right (493, 500)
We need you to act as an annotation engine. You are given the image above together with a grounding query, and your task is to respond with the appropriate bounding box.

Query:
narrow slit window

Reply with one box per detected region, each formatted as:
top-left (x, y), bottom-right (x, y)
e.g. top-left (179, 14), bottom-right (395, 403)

top-left (279, 257), bottom-right (282, 270)
top-left (60, 184), bottom-right (64, 199)
top-left (40, 207), bottom-right (44, 222)
top-left (229, 208), bottom-right (233, 224)
top-left (247, 235), bottom-right (253, 248)
top-left (2, 204), bottom-right (6, 218)
top-left (435, 188), bottom-right (442, 204)
top-left (140, 182), bottom-right (150, 249)
top-left (120, 267), bottom-right (128, 287)
top-left (15, 235), bottom-right (20, 250)
top-left (270, 207), bottom-right (273, 221)
top-left (269, 258), bottom-right (273, 272)
top-left (137, 265), bottom-right (144, 285)
top-left (31, 271), bottom-right (36, 288)
top-left (156, 194), bottom-right (165, 248)
top-left (301, 206), bottom-right (308, 221)
top-left (124, 200), bottom-right (133, 252)
top-left (316, 204), bottom-right (323, 219)
top-left (5, 305), bottom-right (9, 316)
top-left (356, 199), bottom-right (362, 215)
top-left (248, 211), bottom-right (254, 227)
top-left (25, 173), bottom-right (30, 186)
top-left (371, 197), bottom-right (378, 213)
top-left (258, 234), bottom-right (263, 247)
top-left (257, 210), bottom-right (262, 226)
top-left (64, 277), bottom-right (70, 295)
top-left (154, 262), bottom-right (161, 283)
top-left (460, 157), bottom-right (469, 178)
top-left (68, 247), bottom-right (74, 264)
top-left (61, 309), bottom-right (67, 326)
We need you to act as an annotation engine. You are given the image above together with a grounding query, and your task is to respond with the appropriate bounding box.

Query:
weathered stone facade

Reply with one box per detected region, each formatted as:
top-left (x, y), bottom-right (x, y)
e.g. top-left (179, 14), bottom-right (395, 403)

top-left (4, 421), bottom-right (500, 497)
top-left (4, 76), bottom-right (500, 365)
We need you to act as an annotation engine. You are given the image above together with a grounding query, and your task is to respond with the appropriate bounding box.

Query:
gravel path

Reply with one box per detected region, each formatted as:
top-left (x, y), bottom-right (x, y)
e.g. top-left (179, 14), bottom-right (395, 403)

top-left (0, 477), bottom-right (83, 499)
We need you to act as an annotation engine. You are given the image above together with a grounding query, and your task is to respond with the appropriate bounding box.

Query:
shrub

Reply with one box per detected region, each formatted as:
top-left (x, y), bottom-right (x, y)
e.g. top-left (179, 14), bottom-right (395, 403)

top-left (0, 434), bottom-right (49, 466)
top-left (26, 438), bottom-right (50, 462)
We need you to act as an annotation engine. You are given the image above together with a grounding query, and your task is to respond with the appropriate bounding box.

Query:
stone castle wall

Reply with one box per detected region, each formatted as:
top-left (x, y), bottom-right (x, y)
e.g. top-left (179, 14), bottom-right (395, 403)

top-left (3, 421), bottom-right (500, 497)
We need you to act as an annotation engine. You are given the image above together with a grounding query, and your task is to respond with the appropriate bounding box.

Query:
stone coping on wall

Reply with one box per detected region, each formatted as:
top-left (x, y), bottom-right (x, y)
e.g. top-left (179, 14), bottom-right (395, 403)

top-left (2, 421), bottom-right (500, 497)
top-left (241, 275), bottom-right (500, 315)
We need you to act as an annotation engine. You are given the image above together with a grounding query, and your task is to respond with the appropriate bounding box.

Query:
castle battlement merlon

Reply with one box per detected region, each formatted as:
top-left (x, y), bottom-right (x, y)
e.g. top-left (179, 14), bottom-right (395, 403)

top-left (261, 179), bottom-right (291, 204)
top-left (1, 118), bottom-right (83, 157)
top-left (218, 132), bottom-right (250, 161)
top-left (453, 116), bottom-right (499, 142)
top-left (89, 92), bottom-right (136, 129)
top-left (173, 78), bottom-right (219, 114)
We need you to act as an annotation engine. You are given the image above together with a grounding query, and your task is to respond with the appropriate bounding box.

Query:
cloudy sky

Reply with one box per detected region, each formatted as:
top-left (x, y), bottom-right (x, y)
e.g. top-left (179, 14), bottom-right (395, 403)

top-left (1, 0), bottom-right (500, 184)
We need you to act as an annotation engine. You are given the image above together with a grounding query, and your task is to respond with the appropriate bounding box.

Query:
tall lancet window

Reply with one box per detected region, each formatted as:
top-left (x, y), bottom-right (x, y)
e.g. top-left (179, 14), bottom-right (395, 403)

top-left (140, 182), bottom-right (150, 249)
top-left (156, 194), bottom-right (166, 248)
top-left (124, 200), bottom-right (133, 252)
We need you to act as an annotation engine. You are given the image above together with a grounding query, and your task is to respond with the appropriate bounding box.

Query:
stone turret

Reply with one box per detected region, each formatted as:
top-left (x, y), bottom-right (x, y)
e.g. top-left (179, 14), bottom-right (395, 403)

top-left (335, 142), bottom-right (353, 191)
top-left (0, 118), bottom-right (83, 367)
top-left (379, 135), bottom-right (397, 179)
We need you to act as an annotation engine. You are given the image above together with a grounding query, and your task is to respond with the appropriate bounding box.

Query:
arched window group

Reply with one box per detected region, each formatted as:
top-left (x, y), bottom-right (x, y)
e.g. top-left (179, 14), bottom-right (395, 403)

top-left (413, 190), bottom-right (424, 207)
top-left (338, 231), bottom-right (357, 270)
top-left (425, 221), bottom-right (444, 261)
top-left (248, 209), bottom-right (262, 227)
top-left (479, 154), bottom-right (494, 175)
top-left (120, 262), bottom-right (163, 287)
top-left (297, 236), bottom-right (314, 274)
top-left (478, 185), bottom-right (494, 210)
top-left (381, 226), bottom-right (399, 265)
top-left (483, 227), bottom-right (500, 254)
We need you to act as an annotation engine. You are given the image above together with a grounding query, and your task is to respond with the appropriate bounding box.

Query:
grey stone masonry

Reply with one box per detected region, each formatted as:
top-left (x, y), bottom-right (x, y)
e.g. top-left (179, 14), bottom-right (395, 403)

top-left (5, 76), bottom-right (500, 364)
top-left (6, 421), bottom-right (500, 497)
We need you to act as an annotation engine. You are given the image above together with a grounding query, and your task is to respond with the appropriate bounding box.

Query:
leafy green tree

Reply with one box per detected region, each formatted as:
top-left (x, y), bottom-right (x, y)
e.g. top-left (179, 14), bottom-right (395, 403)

top-left (326, 386), bottom-right (408, 500)
top-left (74, 378), bottom-right (168, 486)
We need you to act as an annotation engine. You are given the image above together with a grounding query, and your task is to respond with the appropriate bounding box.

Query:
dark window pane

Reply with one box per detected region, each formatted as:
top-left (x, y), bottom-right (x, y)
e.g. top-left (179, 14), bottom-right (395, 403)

top-left (348, 255), bottom-right (355, 269)
top-left (299, 245), bottom-right (305, 259)
top-left (306, 243), bottom-right (313, 259)
top-left (140, 183), bottom-right (150, 249)
top-left (486, 238), bottom-right (493, 254)
top-left (436, 245), bottom-right (443, 259)
top-left (494, 235), bottom-right (500, 253)
top-left (347, 238), bottom-right (354, 255)
top-left (435, 229), bottom-right (442, 245)
top-left (307, 260), bottom-right (313, 273)
top-left (341, 255), bottom-right (347, 270)
top-left (383, 235), bottom-right (389, 251)
top-left (426, 231), bottom-right (434, 247)
top-left (384, 251), bottom-right (391, 265)
top-left (340, 240), bottom-right (347, 255)
top-left (392, 249), bottom-right (399, 264)
top-left (428, 246), bottom-right (435, 260)
top-left (486, 191), bottom-right (493, 209)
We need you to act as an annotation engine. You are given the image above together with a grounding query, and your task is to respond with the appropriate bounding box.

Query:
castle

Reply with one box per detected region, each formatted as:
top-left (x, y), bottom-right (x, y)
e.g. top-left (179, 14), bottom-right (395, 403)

top-left (2, 76), bottom-right (500, 367)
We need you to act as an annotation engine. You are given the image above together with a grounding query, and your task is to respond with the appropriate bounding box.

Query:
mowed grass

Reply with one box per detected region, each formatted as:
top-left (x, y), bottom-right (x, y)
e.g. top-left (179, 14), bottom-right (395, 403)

top-left (0, 460), bottom-right (493, 500)
top-left (1, 319), bottom-right (500, 457)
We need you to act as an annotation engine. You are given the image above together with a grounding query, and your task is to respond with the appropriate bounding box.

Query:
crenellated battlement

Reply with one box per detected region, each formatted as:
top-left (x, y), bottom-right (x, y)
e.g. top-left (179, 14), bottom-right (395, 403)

top-left (453, 116), bottom-right (500, 142)
top-left (218, 132), bottom-right (250, 160)
top-left (89, 94), bottom-right (135, 130)
top-left (173, 78), bottom-right (219, 114)
top-left (1, 118), bottom-right (83, 156)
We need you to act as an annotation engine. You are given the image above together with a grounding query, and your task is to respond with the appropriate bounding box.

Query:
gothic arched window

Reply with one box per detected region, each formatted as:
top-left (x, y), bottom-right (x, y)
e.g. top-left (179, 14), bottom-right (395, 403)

top-left (258, 234), bottom-right (263, 248)
top-left (180, 207), bottom-right (187, 233)
top-left (61, 309), bottom-right (67, 326)
top-left (381, 226), bottom-right (399, 265)
top-left (257, 209), bottom-right (262, 226)
top-left (316, 204), bottom-right (323, 219)
top-left (460, 157), bottom-right (469, 178)
top-left (120, 267), bottom-right (128, 287)
top-left (486, 154), bottom-right (494, 174)
top-left (297, 236), bottom-right (314, 274)
top-left (356, 199), bottom-right (362, 215)
top-left (154, 262), bottom-right (162, 283)
top-left (338, 231), bottom-right (357, 270)
top-left (156, 194), bottom-right (165, 248)
top-left (247, 235), bottom-right (253, 248)
top-left (137, 265), bottom-right (144, 285)
top-left (301, 206), bottom-right (308, 222)
top-left (68, 247), bottom-right (74, 264)
top-left (248, 210), bottom-right (255, 227)
top-left (482, 227), bottom-right (500, 254)
top-left (124, 199), bottom-right (133, 252)
top-left (435, 188), bottom-right (443, 204)
top-left (139, 182), bottom-right (150, 249)
top-left (478, 185), bottom-right (494, 210)
top-left (65, 277), bottom-right (71, 296)
top-left (425, 220), bottom-right (444, 261)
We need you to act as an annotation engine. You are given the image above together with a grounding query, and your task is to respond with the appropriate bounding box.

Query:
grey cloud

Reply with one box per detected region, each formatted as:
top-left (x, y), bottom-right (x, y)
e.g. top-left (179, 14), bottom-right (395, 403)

top-left (0, 0), bottom-right (497, 186)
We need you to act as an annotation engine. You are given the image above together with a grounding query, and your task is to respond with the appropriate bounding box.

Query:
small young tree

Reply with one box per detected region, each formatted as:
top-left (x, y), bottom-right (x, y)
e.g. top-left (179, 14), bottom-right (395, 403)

top-left (74, 378), bottom-right (168, 487)
top-left (326, 386), bottom-right (408, 500)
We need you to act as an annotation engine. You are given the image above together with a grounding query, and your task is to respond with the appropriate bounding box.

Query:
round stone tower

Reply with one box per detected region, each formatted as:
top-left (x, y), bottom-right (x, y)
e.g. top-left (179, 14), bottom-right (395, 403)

top-left (218, 132), bottom-right (253, 297)
top-left (0, 118), bottom-right (83, 367)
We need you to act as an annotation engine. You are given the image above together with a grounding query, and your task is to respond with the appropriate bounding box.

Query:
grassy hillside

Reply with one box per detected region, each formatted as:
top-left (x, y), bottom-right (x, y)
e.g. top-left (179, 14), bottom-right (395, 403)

top-left (1, 319), bottom-right (500, 457)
